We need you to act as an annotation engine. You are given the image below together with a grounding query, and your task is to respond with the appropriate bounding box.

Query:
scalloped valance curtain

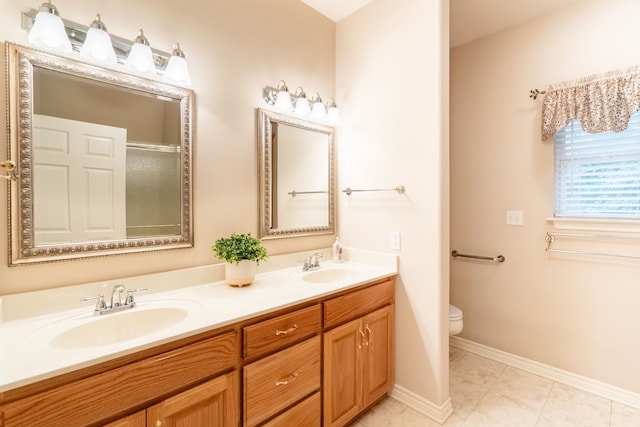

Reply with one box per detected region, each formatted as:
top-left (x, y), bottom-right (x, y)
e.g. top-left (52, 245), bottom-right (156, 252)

top-left (541, 65), bottom-right (640, 140)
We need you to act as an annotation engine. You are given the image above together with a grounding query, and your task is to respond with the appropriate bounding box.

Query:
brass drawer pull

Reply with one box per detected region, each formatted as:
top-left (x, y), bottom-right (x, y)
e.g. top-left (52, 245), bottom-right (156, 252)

top-left (275, 372), bottom-right (299, 386)
top-left (366, 325), bottom-right (373, 346)
top-left (358, 329), bottom-right (366, 349)
top-left (275, 324), bottom-right (298, 336)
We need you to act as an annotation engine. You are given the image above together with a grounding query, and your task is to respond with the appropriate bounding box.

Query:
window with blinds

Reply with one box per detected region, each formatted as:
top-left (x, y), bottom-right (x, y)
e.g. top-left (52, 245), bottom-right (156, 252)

top-left (554, 112), bottom-right (640, 219)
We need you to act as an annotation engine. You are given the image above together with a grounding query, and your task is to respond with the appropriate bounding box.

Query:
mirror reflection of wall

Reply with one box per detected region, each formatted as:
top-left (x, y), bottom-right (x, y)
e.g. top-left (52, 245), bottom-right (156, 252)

top-left (34, 67), bottom-right (181, 146)
top-left (258, 108), bottom-right (335, 239)
top-left (33, 66), bottom-right (182, 242)
top-left (274, 122), bottom-right (330, 229)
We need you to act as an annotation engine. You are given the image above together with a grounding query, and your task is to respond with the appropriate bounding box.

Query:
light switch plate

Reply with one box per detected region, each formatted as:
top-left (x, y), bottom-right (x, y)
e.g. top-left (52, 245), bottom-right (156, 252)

top-left (506, 210), bottom-right (523, 226)
top-left (390, 232), bottom-right (401, 250)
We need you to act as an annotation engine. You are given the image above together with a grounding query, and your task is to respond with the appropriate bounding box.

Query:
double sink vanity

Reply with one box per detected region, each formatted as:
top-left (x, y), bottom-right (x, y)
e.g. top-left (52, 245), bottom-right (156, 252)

top-left (2, 37), bottom-right (383, 426)
top-left (0, 249), bottom-right (397, 426)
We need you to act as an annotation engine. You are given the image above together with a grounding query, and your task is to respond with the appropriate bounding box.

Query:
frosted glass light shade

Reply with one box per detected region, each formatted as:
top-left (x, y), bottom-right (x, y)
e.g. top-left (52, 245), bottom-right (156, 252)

top-left (326, 105), bottom-right (341, 126)
top-left (164, 45), bottom-right (192, 86)
top-left (294, 97), bottom-right (311, 116)
top-left (28, 9), bottom-right (72, 52)
top-left (311, 100), bottom-right (326, 121)
top-left (125, 42), bottom-right (155, 74)
top-left (275, 90), bottom-right (293, 112)
top-left (80, 27), bottom-right (117, 65)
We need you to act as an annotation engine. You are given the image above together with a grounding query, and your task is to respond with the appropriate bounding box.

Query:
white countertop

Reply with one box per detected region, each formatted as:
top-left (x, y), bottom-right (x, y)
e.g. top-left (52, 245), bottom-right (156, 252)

top-left (0, 248), bottom-right (397, 393)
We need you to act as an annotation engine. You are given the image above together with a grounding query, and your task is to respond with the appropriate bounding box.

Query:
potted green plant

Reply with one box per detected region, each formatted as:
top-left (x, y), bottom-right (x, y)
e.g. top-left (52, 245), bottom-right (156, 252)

top-left (212, 232), bottom-right (268, 286)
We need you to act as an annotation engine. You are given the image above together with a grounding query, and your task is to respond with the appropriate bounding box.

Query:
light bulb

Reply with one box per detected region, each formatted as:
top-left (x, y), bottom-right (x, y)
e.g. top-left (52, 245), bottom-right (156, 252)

top-left (125, 29), bottom-right (156, 74)
top-left (311, 94), bottom-right (326, 122)
top-left (164, 43), bottom-right (192, 86)
top-left (80, 15), bottom-right (117, 65)
top-left (293, 88), bottom-right (311, 116)
top-left (28, 2), bottom-right (72, 52)
top-left (274, 81), bottom-right (293, 112)
top-left (326, 99), bottom-right (341, 126)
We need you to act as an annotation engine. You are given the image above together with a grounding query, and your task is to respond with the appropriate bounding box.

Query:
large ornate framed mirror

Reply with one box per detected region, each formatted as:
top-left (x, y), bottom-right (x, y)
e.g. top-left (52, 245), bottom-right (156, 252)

top-left (5, 43), bottom-right (194, 265)
top-left (257, 108), bottom-right (335, 239)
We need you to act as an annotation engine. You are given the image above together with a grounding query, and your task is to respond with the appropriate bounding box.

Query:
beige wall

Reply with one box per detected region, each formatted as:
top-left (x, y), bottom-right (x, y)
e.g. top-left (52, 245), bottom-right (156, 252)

top-left (337, 0), bottom-right (449, 407)
top-left (1, 0), bottom-right (450, 411)
top-left (0, 0), bottom-right (336, 294)
top-left (451, 0), bottom-right (640, 393)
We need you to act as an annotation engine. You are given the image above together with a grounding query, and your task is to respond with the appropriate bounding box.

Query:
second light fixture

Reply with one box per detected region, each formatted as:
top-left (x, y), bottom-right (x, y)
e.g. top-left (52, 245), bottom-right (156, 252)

top-left (266, 80), bottom-right (340, 126)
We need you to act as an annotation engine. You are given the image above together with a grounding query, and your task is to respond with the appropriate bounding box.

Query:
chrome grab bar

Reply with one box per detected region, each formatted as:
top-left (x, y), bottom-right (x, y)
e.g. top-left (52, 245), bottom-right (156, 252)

top-left (451, 250), bottom-right (505, 263)
top-left (342, 185), bottom-right (405, 196)
top-left (288, 190), bottom-right (328, 197)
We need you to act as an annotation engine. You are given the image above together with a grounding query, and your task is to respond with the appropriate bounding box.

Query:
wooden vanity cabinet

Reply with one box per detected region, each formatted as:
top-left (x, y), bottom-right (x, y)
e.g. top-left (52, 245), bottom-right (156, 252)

top-left (0, 276), bottom-right (395, 427)
top-left (322, 280), bottom-right (395, 427)
top-left (0, 331), bottom-right (239, 427)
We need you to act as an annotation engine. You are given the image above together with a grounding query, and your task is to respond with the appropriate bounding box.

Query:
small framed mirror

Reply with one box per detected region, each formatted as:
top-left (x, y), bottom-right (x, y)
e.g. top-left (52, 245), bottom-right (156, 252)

top-left (6, 43), bottom-right (194, 265)
top-left (257, 108), bottom-right (336, 239)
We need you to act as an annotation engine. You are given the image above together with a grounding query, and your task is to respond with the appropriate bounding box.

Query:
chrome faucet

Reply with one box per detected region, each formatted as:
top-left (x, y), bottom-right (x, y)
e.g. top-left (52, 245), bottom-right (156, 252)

top-left (82, 285), bottom-right (147, 316)
top-left (111, 284), bottom-right (126, 308)
top-left (302, 252), bottom-right (323, 271)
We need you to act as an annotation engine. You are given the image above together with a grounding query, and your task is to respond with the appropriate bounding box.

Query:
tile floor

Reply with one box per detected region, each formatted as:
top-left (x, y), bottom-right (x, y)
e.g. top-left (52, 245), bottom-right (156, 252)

top-left (353, 346), bottom-right (640, 427)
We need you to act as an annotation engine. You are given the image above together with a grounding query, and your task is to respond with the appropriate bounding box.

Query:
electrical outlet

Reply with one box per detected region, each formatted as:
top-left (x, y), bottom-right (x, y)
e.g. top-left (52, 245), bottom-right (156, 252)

top-left (506, 210), bottom-right (524, 226)
top-left (390, 232), bottom-right (401, 250)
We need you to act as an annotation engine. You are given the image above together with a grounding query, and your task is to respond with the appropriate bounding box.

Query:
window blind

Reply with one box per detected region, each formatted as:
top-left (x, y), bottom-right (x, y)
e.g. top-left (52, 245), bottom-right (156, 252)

top-left (554, 112), bottom-right (640, 219)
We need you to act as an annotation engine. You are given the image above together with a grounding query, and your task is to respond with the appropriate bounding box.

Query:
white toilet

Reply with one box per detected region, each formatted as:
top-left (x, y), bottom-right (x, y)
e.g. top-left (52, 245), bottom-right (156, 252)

top-left (449, 304), bottom-right (463, 336)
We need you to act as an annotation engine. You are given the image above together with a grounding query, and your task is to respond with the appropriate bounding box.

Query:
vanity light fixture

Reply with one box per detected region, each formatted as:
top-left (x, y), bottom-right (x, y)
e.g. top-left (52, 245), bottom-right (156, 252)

top-left (22, 8), bottom-right (193, 85)
top-left (125, 29), bottom-right (156, 74)
top-left (79, 14), bottom-right (117, 65)
top-left (263, 81), bottom-right (340, 125)
top-left (27, 1), bottom-right (72, 53)
top-left (164, 43), bottom-right (192, 86)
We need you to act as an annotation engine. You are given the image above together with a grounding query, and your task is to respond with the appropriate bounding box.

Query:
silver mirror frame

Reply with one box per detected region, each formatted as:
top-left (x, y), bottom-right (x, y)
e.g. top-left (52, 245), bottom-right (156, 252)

top-left (257, 108), bottom-right (336, 239)
top-left (5, 43), bottom-right (195, 265)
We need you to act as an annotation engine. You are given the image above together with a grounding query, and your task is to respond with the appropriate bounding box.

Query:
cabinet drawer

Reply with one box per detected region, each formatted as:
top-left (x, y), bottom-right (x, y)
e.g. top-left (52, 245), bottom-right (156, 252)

top-left (244, 336), bottom-right (321, 427)
top-left (2, 331), bottom-right (238, 427)
top-left (324, 279), bottom-right (394, 328)
top-left (244, 304), bottom-right (321, 359)
top-left (261, 391), bottom-right (321, 427)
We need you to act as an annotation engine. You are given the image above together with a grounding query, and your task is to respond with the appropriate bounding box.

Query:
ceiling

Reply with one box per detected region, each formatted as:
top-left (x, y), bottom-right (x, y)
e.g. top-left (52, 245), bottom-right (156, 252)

top-left (299, 0), bottom-right (376, 22)
top-left (300, 0), bottom-right (579, 47)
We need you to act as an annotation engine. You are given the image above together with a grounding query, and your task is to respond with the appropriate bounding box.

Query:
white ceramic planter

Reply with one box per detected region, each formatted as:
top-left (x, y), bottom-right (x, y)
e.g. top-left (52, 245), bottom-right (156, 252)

top-left (224, 260), bottom-right (257, 287)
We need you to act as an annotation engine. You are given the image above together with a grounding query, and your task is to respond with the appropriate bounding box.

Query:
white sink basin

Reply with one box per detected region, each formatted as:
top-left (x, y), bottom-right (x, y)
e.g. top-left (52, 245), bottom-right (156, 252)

top-left (302, 268), bottom-right (357, 283)
top-left (48, 303), bottom-right (194, 349)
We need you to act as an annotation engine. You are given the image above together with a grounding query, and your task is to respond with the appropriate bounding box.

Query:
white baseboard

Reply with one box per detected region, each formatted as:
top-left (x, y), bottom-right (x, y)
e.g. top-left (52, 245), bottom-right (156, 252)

top-left (390, 384), bottom-right (453, 424)
top-left (450, 336), bottom-right (640, 410)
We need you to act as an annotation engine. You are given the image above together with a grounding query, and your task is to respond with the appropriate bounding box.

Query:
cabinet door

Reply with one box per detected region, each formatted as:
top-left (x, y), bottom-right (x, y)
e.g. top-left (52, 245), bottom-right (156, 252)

top-left (146, 371), bottom-right (239, 427)
top-left (322, 318), bottom-right (364, 427)
top-left (103, 411), bottom-right (145, 427)
top-left (362, 305), bottom-right (395, 408)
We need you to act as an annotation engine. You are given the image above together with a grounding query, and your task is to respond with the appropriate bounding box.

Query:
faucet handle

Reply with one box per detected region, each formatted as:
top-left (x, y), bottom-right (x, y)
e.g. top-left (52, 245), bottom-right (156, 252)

top-left (311, 252), bottom-right (323, 267)
top-left (124, 287), bottom-right (147, 306)
top-left (81, 295), bottom-right (107, 313)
